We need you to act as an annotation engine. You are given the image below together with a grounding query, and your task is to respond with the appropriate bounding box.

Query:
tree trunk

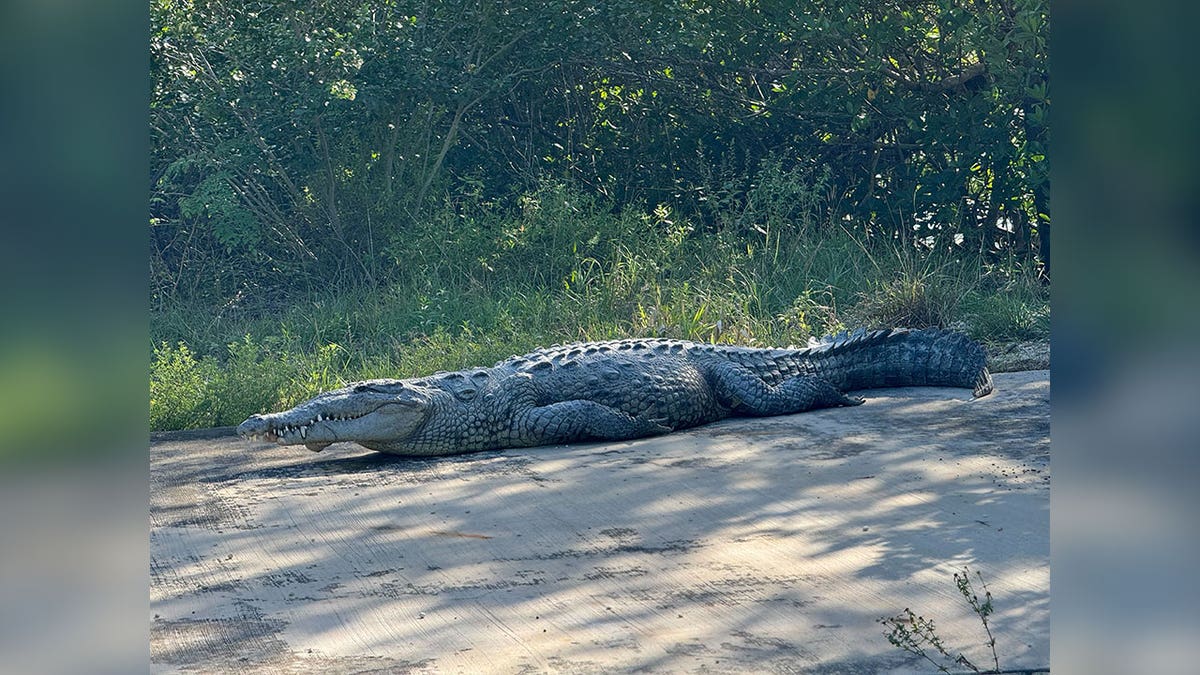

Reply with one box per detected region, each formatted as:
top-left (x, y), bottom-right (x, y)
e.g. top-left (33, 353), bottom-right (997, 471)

top-left (416, 98), bottom-right (471, 212)
top-left (1037, 213), bottom-right (1050, 282)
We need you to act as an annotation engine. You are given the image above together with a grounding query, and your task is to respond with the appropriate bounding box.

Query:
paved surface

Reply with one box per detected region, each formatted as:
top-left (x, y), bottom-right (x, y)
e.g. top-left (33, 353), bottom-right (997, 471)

top-left (151, 371), bottom-right (1049, 673)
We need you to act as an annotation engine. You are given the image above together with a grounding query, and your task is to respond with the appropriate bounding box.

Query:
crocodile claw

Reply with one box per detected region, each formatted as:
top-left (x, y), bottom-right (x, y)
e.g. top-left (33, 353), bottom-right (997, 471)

top-left (644, 417), bottom-right (673, 434)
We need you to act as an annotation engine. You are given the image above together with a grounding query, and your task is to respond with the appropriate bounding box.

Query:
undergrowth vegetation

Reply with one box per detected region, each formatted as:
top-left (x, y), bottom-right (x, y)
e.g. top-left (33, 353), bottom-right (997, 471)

top-left (151, 178), bottom-right (1047, 431)
top-left (151, 1), bottom-right (1049, 432)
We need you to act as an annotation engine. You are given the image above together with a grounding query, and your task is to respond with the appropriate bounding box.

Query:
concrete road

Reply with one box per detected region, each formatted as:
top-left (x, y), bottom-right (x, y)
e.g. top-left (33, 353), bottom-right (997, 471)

top-left (151, 371), bottom-right (1049, 673)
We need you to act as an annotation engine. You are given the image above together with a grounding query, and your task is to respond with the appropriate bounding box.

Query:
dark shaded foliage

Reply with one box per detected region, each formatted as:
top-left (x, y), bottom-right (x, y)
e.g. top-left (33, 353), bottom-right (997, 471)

top-left (151, 0), bottom-right (1047, 310)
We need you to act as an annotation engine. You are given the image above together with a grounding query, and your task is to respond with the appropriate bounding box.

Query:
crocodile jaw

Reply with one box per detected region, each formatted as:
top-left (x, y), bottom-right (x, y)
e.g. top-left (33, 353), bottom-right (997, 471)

top-left (237, 384), bottom-right (431, 451)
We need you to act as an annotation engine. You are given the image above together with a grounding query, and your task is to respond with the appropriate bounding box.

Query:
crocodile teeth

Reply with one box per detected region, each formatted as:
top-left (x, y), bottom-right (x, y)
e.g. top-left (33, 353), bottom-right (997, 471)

top-left (300, 425), bottom-right (308, 439)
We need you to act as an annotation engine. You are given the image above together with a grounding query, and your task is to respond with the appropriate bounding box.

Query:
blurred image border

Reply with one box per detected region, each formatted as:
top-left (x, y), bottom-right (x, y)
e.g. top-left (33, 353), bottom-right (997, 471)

top-left (0, 0), bottom-right (149, 672)
top-left (1054, 1), bottom-right (1200, 673)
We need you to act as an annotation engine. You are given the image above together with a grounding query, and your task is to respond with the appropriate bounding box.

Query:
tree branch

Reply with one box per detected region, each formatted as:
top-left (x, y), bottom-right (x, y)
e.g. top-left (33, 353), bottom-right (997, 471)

top-left (882, 61), bottom-right (986, 93)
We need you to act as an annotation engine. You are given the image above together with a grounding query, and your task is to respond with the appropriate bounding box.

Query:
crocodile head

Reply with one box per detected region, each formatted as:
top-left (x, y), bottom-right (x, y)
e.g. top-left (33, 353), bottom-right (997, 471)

top-left (237, 380), bottom-right (430, 452)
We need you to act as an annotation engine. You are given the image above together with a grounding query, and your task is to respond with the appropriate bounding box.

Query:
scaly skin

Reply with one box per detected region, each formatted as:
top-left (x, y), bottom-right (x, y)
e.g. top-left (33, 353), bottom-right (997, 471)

top-left (237, 327), bottom-right (992, 457)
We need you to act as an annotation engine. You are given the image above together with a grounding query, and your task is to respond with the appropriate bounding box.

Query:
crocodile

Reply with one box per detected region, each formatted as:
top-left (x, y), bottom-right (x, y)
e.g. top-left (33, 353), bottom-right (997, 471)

top-left (237, 327), bottom-right (992, 457)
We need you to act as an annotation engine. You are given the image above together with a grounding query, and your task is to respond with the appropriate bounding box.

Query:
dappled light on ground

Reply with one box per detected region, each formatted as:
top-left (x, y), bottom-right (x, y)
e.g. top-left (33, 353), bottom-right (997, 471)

top-left (151, 371), bottom-right (1048, 672)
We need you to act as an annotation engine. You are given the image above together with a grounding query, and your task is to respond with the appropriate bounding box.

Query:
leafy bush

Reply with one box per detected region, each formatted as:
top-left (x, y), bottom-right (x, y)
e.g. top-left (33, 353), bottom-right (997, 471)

top-left (150, 342), bottom-right (219, 431)
top-left (152, 0), bottom-right (1047, 310)
top-left (208, 336), bottom-right (294, 426)
top-left (278, 342), bottom-right (352, 408)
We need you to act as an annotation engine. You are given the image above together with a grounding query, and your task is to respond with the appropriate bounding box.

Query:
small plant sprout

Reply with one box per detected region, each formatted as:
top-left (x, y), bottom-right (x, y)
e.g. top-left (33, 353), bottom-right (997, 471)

top-left (878, 566), bottom-right (1005, 674)
top-left (955, 567), bottom-right (1000, 673)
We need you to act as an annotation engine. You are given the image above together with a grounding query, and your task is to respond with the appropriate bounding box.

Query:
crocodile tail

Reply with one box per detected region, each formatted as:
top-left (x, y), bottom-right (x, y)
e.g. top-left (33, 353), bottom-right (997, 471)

top-left (798, 327), bottom-right (993, 397)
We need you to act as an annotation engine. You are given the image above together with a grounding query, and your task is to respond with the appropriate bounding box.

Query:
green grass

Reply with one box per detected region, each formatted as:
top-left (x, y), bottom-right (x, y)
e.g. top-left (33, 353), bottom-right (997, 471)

top-left (151, 183), bottom-right (1048, 431)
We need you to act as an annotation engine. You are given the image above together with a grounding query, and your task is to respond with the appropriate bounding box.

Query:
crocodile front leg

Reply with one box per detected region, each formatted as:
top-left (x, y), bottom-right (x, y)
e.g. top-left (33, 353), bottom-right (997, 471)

top-left (513, 400), bottom-right (672, 446)
top-left (706, 361), bottom-right (863, 416)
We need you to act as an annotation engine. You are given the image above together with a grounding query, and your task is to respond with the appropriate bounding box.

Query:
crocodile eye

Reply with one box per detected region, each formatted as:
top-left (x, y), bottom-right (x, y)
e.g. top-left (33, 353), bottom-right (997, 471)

top-left (354, 384), bottom-right (372, 393)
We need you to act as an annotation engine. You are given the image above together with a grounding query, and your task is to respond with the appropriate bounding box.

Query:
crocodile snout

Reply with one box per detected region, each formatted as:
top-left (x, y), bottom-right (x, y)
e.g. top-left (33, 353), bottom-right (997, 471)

top-left (237, 415), bottom-right (267, 438)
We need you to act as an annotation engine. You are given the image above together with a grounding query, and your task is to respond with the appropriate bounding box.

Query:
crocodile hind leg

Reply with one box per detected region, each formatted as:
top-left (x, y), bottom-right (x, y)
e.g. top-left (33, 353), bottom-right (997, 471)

top-left (513, 400), bottom-right (673, 446)
top-left (706, 361), bottom-right (864, 417)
